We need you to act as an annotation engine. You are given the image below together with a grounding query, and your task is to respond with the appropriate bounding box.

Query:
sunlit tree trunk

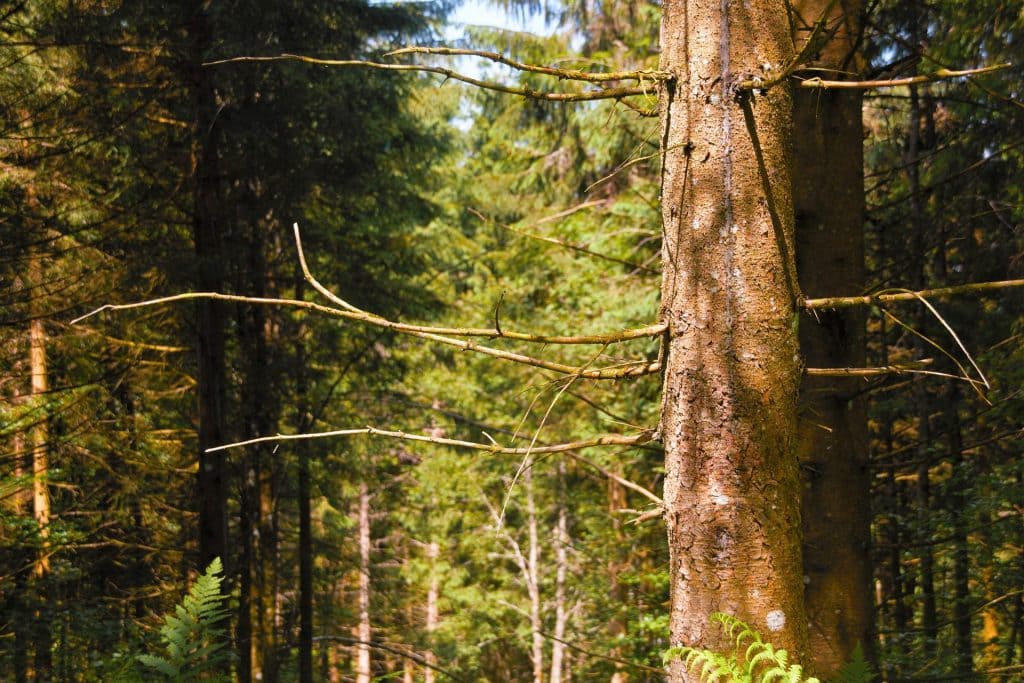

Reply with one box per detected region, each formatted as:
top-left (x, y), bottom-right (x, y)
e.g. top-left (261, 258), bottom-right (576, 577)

top-left (790, 1), bottom-right (875, 674)
top-left (658, 0), bottom-right (808, 673)
top-left (27, 250), bottom-right (52, 678)
top-left (549, 474), bottom-right (569, 683)
top-left (526, 467), bottom-right (545, 683)
top-left (425, 540), bottom-right (440, 683)
top-left (355, 482), bottom-right (372, 683)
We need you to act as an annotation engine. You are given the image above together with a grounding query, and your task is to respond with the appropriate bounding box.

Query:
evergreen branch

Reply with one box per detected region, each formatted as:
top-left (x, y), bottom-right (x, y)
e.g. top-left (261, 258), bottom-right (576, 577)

top-left (204, 425), bottom-right (654, 455)
top-left (204, 54), bottom-right (657, 103)
top-left (795, 62), bottom-right (1011, 89)
top-left (387, 47), bottom-right (671, 83)
top-left (803, 279), bottom-right (1024, 308)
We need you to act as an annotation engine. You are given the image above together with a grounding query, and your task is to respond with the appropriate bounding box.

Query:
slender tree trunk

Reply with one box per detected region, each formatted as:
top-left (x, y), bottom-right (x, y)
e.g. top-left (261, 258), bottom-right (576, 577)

top-left (425, 541), bottom-right (440, 683)
top-left (790, 1), bottom-right (874, 674)
top-left (549, 471), bottom-right (569, 683)
top-left (658, 0), bottom-right (808, 671)
top-left (296, 323), bottom-right (314, 683)
top-left (28, 253), bottom-right (52, 678)
top-left (526, 467), bottom-right (544, 683)
top-left (607, 477), bottom-right (628, 683)
top-left (944, 388), bottom-right (974, 675)
top-left (355, 482), bottom-right (372, 683)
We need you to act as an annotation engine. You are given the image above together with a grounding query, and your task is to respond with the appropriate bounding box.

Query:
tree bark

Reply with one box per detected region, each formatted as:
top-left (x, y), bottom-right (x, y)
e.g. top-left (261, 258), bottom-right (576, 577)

top-left (659, 0), bottom-right (808, 671)
top-left (790, 1), bottom-right (875, 674)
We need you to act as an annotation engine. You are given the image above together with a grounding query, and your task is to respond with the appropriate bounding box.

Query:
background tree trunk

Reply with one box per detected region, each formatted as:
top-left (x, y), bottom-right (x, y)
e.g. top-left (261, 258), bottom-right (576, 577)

top-left (658, 0), bottom-right (808, 672)
top-left (356, 482), bottom-right (372, 683)
top-left (790, 1), bottom-right (875, 674)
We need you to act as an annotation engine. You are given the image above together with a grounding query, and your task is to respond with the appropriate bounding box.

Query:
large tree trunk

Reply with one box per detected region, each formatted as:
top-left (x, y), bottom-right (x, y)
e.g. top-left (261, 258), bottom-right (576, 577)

top-left (658, 0), bottom-right (808, 670)
top-left (790, 1), bottom-right (875, 674)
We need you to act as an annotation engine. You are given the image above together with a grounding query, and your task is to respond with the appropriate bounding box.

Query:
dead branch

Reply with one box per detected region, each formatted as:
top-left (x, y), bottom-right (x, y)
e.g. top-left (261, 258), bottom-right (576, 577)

top-left (204, 425), bottom-right (654, 455)
top-left (804, 279), bottom-right (1024, 309)
top-left (796, 62), bottom-right (1012, 89)
top-left (204, 54), bottom-right (658, 104)
top-left (387, 47), bottom-right (670, 84)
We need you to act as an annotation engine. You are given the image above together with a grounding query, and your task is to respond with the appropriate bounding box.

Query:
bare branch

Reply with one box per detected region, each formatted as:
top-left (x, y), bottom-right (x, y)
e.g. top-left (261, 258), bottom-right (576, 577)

top-left (804, 279), bottom-right (1024, 309)
top-left (74, 291), bottom-right (661, 379)
top-left (795, 62), bottom-right (1012, 89)
top-left (204, 54), bottom-right (658, 103)
top-left (204, 425), bottom-right (654, 454)
top-left (292, 224), bottom-right (667, 344)
top-left (387, 47), bottom-right (670, 84)
top-left (313, 636), bottom-right (461, 681)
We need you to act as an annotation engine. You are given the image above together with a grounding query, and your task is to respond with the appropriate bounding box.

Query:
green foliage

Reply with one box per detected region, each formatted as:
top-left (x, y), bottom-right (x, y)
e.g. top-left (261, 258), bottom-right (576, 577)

top-left (135, 558), bottom-right (230, 682)
top-left (664, 614), bottom-right (873, 683)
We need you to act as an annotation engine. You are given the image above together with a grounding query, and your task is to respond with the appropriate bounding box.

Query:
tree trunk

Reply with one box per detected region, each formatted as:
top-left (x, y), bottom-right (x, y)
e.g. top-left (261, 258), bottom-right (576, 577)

top-left (425, 541), bottom-right (440, 683)
top-left (790, 1), bottom-right (874, 674)
top-left (658, 0), bottom-right (808, 671)
top-left (526, 467), bottom-right (544, 683)
top-left (355, 482), bottom-right (372, 683)
top-left (28, 253), bottom-right (52, 678)
top-left (944, 388), bottom-right (974, 675)
top-left (297, 329), bottom-right (314, 683)
top-left (187, 0), bottom-right (228, 584)
top-left (549, 474), bottom-right (569, 683)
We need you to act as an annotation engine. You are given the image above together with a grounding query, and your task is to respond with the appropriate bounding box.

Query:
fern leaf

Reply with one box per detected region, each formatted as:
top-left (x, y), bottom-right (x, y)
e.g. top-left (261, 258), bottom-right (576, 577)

top-left (831, 643), bottom-right (873, 683)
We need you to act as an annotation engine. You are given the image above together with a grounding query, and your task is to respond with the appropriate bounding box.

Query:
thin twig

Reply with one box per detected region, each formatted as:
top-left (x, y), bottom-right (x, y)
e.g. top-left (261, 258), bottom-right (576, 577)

top-left (204, 425), bottom-right (654, 454)
top-left (204, 54), bottom-right (657, 103)
top-left (386, 47), bottom-right (670, 83)
top-left (313, 636), bottom-right (461, 680)
top-left (469, 209), bottom-right (658, 274)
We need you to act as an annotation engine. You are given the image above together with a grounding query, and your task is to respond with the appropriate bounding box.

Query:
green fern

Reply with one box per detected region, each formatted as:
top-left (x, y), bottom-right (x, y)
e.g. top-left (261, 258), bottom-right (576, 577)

top-left (831, 643), bottom-right (872, 683)
top-left (665, 613), bottom-right (874, 683)
top-left (136, 557), bottom-right (230, 682)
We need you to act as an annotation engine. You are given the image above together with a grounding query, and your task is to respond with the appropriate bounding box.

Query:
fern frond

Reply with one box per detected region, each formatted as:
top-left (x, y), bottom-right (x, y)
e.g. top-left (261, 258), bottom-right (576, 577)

top-left (831, 643), bottom-right (872, 683)
top-left (137, 557), bottom-right (229, 682)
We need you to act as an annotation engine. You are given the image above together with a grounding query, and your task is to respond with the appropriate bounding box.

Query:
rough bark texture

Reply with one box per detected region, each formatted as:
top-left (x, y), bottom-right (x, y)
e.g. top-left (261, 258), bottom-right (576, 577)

top-left (659, 0), bottom-right (808, 669)
top-left (791, 1), bottom-right (874, 674)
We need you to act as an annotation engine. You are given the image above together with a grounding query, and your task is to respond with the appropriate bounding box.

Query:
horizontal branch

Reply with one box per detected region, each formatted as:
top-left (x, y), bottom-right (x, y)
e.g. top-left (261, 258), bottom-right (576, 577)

top-left (795, 62), bottom-right (1012, 90)
top-left (205, 425), bottom-right (654, 454)
top-left (804, 279), bottom-right (1024, 309)
top-left (204, 54), bottom-right (657, 103)
top-left (73, 291), bottom-right (662, 380)
top-left (388, 47), bottom-right (670, 83)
